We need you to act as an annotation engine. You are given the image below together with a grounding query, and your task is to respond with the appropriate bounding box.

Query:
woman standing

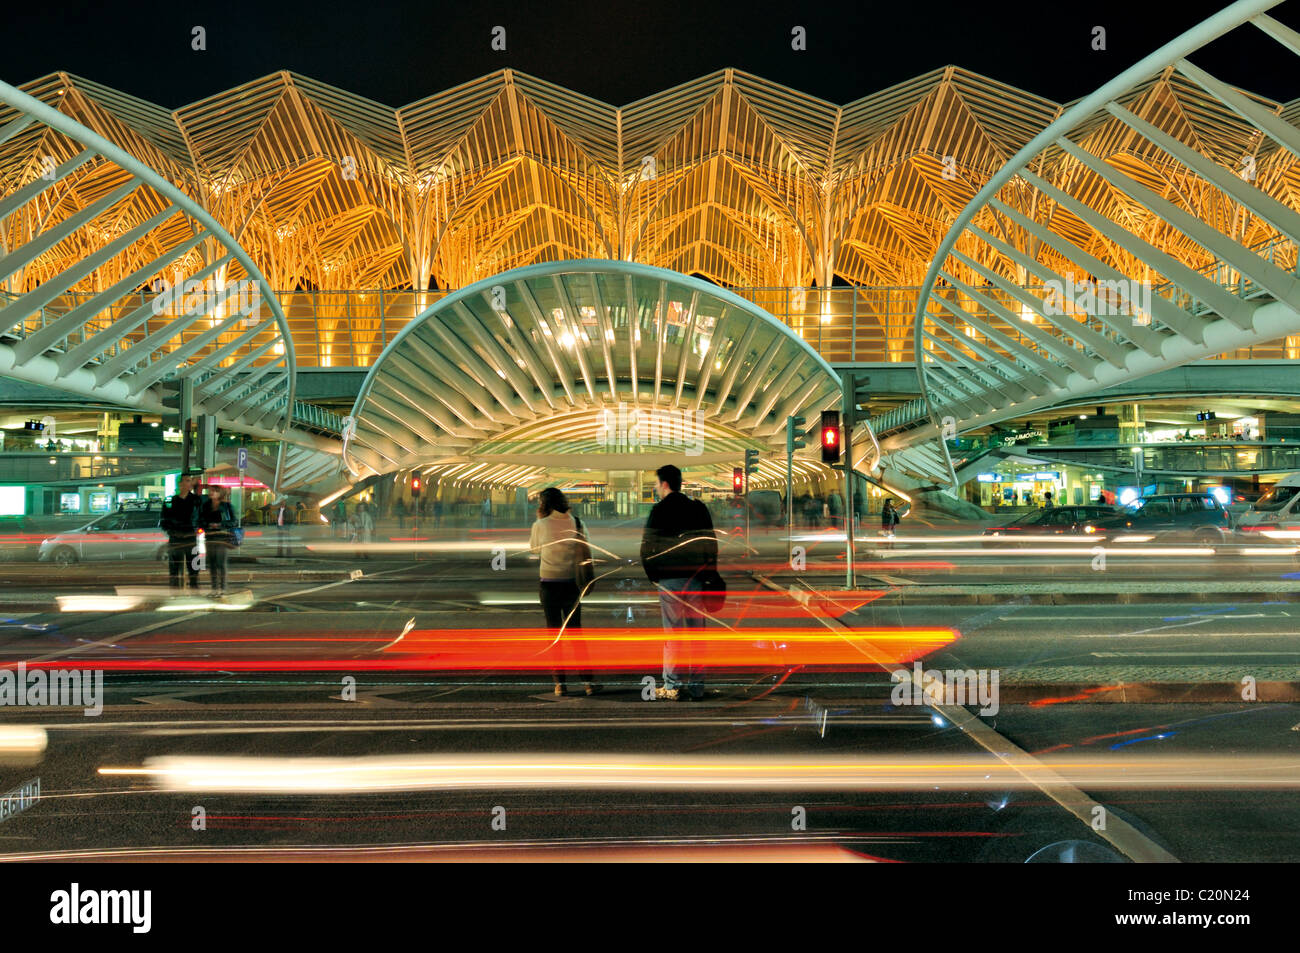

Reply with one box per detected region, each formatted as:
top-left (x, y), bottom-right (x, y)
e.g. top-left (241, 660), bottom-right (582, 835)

top-left (528, 487), bottom-right (596, 696)
top-left (881, 498), bottom-right (898, 539)
top-left (196, 484), bottom-right (237, 596)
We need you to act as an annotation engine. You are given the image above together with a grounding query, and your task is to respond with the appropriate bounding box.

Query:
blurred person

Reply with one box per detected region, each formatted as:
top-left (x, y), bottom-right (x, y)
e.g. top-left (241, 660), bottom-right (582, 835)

top-left (357, 501), bottom-right (375, 558)
top-left (196, 485), bottom-right (237, 597)
top-left (881, 498), bottom-right (899, 539)
top-left (481, 495), bottom-right (492, 528)
top-left (394, 498), bottom-right (407, 530)
top-left (1044, 489), bottom-right (1054, 508)
top-left (529, 487), bottom-right (596, 696)
top-left (640, 464), bottom-right (718, 701)
top-left (432, 497), bottom-right (442, 529)
top-left (274, 499), bottom-right (291, 557)
top-left (161, 474), bottom-right (201, 590)
top-left (295, 500), bottom-right (306, 523)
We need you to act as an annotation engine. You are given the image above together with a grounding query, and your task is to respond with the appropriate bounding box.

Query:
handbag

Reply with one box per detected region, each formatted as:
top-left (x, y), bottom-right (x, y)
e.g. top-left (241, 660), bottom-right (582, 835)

top-left (572, 515), bottom-right (595, 592)
top-left (696, 568), bottom-right (727, 614)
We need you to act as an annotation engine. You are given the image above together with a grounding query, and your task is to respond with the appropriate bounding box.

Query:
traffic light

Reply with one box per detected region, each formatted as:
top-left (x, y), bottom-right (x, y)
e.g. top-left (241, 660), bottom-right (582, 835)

top-left (820, 410), bottom-right (841, 465)
top-left (732, 467), bottom-right (743, 496)
top-left (410, 475), bottom-right (422, 498)
top-left (196, 414), bottom-right (217, 469)
top-left (744, 448), bottom-right (760, 482)
top-left (786, 415), bottom-right (807, 455)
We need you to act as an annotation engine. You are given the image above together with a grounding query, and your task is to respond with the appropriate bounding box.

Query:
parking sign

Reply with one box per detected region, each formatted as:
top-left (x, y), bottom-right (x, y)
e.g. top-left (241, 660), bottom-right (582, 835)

top-left (237, 447), bottom-right (248, 470)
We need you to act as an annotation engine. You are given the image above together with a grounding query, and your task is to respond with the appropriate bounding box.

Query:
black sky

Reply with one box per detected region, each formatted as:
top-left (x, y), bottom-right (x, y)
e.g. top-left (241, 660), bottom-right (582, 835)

top-left (7, 0), bottom-right (1298, 107)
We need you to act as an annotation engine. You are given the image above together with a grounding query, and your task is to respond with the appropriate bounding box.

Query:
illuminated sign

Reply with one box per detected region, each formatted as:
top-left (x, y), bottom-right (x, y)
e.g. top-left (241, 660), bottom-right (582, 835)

top-left (976, 473), bottom-right (1004, 483)
top-left (59, 493), bottom-right (81, 513)
top-left (1031, 471), bottom-right (1060, 481)
top-left (0, 486), bottom-right (24, 516)
top-left (88, 491), bottom-right (112, 513)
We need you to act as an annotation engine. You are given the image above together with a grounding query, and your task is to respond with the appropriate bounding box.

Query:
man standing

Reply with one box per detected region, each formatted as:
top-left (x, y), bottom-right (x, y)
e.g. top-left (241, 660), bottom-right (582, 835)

top-left (275, 499), bottom-right (291, 557)
top-left (161, 474), bottom-right (201, 590)
top-left (640, 464), bottom-right (718, 701)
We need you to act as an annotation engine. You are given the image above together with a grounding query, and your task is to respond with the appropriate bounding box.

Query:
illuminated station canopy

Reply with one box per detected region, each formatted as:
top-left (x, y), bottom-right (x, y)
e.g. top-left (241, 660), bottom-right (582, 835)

top-left (344, 260), bottom-right (843, 479)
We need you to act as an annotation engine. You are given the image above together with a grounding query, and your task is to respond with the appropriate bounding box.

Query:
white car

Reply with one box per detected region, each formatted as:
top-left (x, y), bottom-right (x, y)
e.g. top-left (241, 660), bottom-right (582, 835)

top-left (38, 503), bottom-right (167, 567)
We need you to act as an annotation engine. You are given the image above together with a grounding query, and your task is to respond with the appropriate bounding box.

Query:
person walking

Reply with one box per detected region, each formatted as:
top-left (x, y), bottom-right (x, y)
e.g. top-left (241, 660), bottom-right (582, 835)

top-left (333, 498), bottom-right (347, 539)
top-left (881, 498), bottom-right (899, 539)
top-left (274, 499), bottom-right (291, 557)
top-left (480, 495), bottom-right (492, 529)
top-left (357, 501), bottom-right (375, 558)
top-left (394, 498), bottom-right (407, 531)
top-left (640, 464), bottom-right (718, 701)
top-left (529, 487), bottom-right (596, 697)
top-left (161, 474), bottom-right (201, 590)
top-left (196, 484), bottom-right (237, 597)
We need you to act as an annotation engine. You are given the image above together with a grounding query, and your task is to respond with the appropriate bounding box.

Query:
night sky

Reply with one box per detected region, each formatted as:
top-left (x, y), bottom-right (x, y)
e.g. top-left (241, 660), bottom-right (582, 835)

top-left (7, 0), bottom-right (1298, 108)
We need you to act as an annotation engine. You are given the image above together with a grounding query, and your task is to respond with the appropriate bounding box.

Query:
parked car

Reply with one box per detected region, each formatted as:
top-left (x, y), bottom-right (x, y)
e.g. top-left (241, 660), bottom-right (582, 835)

top-left (982, 505), bottom-right (1120, 545)
top-left (37, 501), bottom-right (166, 567)
top-left (1090, 493), bottom-right (1235, 546)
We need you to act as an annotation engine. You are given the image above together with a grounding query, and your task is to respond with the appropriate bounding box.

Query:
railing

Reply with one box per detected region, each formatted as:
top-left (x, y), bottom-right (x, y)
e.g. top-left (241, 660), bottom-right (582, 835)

top-left (7, 269), bottom-right (1300, 375)
top-left (1007, 440), bottom-right (1300, 475)
top-left (0, 452), bottom-right (176, 483)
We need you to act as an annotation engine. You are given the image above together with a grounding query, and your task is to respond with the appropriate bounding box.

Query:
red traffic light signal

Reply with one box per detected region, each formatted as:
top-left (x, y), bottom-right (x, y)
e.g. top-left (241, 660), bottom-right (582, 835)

top-left (411, 476), bottom-right (422, 498)
top-left (732, 467), bottom-right (744, 495)
top-left (820, 410), bottom-right (841, 464)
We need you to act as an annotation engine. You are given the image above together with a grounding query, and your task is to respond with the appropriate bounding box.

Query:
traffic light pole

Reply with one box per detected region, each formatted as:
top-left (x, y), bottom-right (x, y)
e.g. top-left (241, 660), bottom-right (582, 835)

top-left (785, 437), bottom-right (793, 568)
top-left (841, 371), bottom-right (857, 591)
top-left (785, 416), bottom-right (805, 573)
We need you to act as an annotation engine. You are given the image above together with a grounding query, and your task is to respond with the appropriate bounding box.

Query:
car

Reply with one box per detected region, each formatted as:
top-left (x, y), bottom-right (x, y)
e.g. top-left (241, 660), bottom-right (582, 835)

top-left (1089, 493), bottom-right (1235, 546)
top-left (37, 501), bottom-right (167, 567)
top-left (982, 505), bottom-right (1120, 545)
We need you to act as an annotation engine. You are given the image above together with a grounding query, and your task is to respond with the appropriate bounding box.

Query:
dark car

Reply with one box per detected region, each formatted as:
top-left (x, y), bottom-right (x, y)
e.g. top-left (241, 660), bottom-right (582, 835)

top-left (982, 505), bottom-right (1120, 545)
top-left (1090, 493), bottom-right (1234, 546)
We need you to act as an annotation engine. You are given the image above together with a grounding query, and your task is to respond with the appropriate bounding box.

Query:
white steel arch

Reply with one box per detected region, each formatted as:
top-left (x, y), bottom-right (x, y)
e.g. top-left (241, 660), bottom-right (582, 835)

top-left (0, 79), bottom-right (297, 438)
top-left (871, 0), bottom-right (1300, 488)
top-left (345, 260), bottom-right (843, 477)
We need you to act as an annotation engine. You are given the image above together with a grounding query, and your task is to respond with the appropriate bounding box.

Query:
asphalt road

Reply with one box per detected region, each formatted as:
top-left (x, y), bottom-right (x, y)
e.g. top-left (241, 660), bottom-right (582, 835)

top-left (0, 524), bottom-right (1295, 862)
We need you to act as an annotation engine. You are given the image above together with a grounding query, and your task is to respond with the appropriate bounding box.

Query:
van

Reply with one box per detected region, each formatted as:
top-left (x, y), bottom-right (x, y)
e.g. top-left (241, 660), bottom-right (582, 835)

top-left (1238, 472), bottom-right (1300, 531)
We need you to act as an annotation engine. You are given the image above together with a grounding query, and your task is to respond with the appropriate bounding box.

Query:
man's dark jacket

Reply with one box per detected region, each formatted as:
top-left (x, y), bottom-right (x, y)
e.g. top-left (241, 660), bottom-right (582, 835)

top-left (161, 491), bottom-right (200, 540)
top-left (640, 491), bottom-right (718, 582)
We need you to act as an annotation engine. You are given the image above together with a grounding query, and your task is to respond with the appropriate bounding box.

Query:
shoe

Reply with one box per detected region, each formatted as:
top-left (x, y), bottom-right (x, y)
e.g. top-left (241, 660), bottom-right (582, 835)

top-left (584, 683), bottom-right (601, 696)
top-left (655, 686), bottom-right (680, 701)
top-left (554, 683), bottom-right (568, 696)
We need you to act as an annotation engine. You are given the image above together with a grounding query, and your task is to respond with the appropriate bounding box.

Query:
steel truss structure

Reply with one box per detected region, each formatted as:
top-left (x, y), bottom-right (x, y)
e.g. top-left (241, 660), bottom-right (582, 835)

top-left (871, 0), bottom-right (1300, 490)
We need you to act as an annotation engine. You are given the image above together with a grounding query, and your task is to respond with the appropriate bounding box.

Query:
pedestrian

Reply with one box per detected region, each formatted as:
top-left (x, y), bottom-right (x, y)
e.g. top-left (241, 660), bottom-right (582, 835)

top-left (881, 498), bottom-right (900, 539)
top-left (161, 474), bottom-right (201, 590)
top-left (357, 501), bottom-right (374, 557)
top-left (196, 484), bottom-right (237, 597)
top-left (432, 497), bottom-right (442, 529)
top-left (1044, 489), bottom-right (1054, 508)
top-left (529, 487), bottom-right (597, 696)
top-left (274, 499), bottom-right (291, 557)
top-left (640, 464), bottom-right (718, 701)
top-left (395, 498), bottom-right (407, 530)
top-left (295, 500), bottom-right (305, 524)
top-left (333, 498), bottom-right (347, 539)
top-left (481, 495), bottom-right (492, 528)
